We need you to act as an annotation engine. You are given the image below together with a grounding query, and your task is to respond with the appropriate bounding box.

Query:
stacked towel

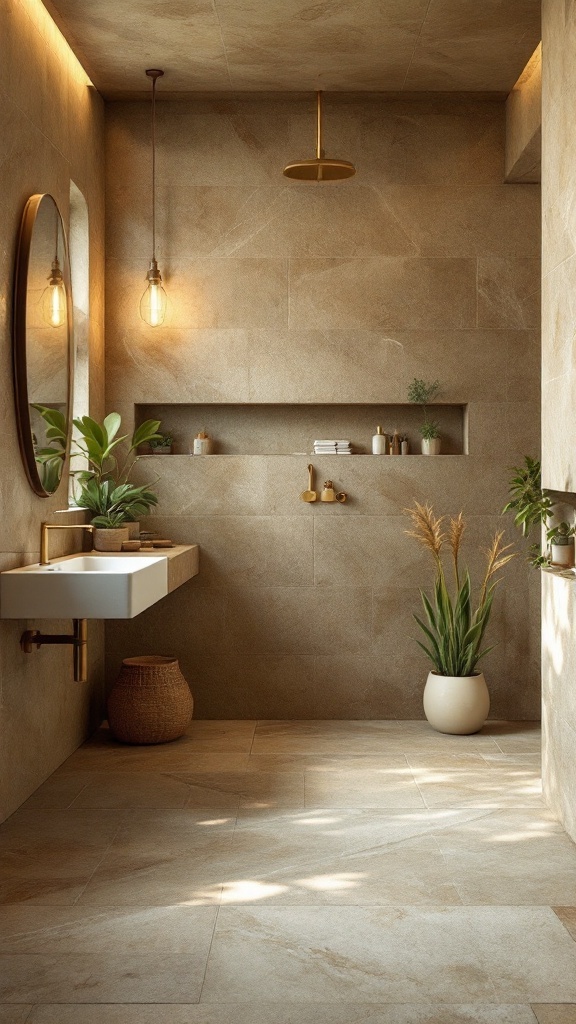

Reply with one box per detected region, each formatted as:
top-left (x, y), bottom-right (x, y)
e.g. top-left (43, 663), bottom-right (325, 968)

top-left (313, 439), bottom-right (353, 455)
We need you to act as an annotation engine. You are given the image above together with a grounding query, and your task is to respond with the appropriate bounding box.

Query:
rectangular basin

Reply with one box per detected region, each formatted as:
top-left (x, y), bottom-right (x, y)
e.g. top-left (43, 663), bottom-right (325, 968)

top-left (0, 555), bottom-right (169, 620)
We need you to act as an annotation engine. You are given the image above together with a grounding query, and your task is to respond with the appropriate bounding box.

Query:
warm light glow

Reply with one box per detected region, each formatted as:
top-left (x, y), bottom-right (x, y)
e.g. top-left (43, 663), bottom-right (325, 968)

top-left (140, 279), bottom-right (167, 327)
top-left (41, 262), bottom-right (67, 328)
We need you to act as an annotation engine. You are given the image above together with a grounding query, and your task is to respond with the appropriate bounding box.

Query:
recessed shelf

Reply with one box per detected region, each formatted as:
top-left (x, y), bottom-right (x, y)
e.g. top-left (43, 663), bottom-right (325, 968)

top-left (136, 403), bottom-right (467, 456)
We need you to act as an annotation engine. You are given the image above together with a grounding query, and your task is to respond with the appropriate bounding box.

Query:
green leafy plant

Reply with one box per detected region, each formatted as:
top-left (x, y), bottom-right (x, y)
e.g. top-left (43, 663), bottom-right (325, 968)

top-left (31, 405), bottom-right (68, 492)
top-left (72, 413), bottom-right (162, 523)
top-left (91, 511), bottom-right (128, 530)
top-left (405, 502), bottom-right (514, 677)
top-left (547, 521), bottom-right (576, 545)
top-left (420, 421), bottom-right (441, 441)
top-left (407, 378), bottom-right (442, 439)
top-left (149, 431), bottom-right (174, 450)
top-left (502, 456), bottom-right (554, 567)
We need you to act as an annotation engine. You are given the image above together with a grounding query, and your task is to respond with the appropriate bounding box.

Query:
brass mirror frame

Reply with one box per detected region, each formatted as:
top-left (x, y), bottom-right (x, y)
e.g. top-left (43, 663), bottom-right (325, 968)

top-left (13, 194), bottom-right (74, 498)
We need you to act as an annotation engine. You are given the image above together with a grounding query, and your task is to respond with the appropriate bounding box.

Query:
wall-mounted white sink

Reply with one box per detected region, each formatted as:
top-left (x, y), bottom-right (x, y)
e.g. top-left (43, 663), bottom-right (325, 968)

top-left (0, 555), bottom-right (169, 620)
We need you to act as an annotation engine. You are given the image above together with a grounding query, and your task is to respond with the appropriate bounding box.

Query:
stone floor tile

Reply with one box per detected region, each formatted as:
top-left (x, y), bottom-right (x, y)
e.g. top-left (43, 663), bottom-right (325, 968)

top-left (200, 906), bottom-right (576, 1003)
top-left (531, 1007), bottom-right (576, 1023)
top-left (412, 765), bottom-right (543, 808)
top-left (553, 908), bottom-right (576, 940)
top-left (69, 772), bottom-right (193, 809)
top-left (246, 754), bottom-right (410, 772)
top-left (0, 1009), bottom-right (33, 1023)
top-left (0, 810), bottom-right (125, 906)
top-left (487, 722), bottom-right (542, 755)
top-left (20, 772), bottom-right (95, 810)
top-left (444, 838), bottom-right (576, 904)
top-left (251, 720), bottom-right (403, 754)
top-left (187, 721), bottom-right (257, 752)
top-left (25, 1003), bottom-right (542, 1023)
top-left (176, 771), bottom-right (305, 809)
top-left (304, 768), bottom-right (426, 808)
top-left (0, 906), bottom-right (217, 1002)
top-left (77, 809), bottom-right (238, 906)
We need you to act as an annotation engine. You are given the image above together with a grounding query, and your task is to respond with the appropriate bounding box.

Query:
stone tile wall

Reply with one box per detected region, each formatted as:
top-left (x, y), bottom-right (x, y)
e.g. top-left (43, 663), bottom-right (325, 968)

top-left (541, 0), bottom-right (576, 842)
top-left (105, 93), bottom-right (541, 719)
top-left (0, 0), bottom-right (105, 820)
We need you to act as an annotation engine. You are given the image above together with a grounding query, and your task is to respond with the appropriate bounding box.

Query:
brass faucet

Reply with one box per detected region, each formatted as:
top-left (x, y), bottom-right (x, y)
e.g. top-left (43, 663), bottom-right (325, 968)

top-left (40, 522), bottom-right (94, 565)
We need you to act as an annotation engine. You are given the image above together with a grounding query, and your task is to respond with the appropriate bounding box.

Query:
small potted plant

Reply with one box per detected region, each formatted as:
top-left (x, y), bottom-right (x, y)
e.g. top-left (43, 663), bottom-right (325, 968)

top-left (91, 511), bottom-right (130, 552)
top-left (405, 501), bottom-right (514, 734)
top-left (547, 521), bottom-right (576, 568)
top-left (407, 378), bottom-right (442, 455)
top-left (149, 431), bottom-right (174, 455)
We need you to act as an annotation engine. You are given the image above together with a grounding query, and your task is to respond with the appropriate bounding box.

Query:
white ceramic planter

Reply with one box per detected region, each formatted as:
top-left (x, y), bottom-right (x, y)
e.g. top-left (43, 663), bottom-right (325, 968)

top-left (421, 437), bottom-right (441, 455)
top-left (551, 541), bottom-right (575, 568)
top-left (423, 671), bottom-right (490, 735)
top-left (93, 527), bottom-right (130, 552)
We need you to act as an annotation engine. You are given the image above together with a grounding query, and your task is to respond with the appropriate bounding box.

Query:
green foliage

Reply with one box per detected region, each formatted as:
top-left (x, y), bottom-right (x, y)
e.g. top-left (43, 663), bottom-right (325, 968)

top-left (405, 503), bottom-right (514, 678)
top-left (547, 521), bottom-right (576, 544)
top-left (91, 512), bottom-right (128, 530)
top-left (71, 413), bottom-right (161, 524)
top-left (414, 571), bottom-right (498, 678)
top-left (407, 378), bottom-right (441, 405)
top-left (502, 456), bottom-right (554, 567)
top-left (31, 405), bottom-right (68, 491)
top-left (149, 431), bottom-right (174, 450)
top-left (502, 457), bottom-right (553, 537)
top-left (420, 420), bottom-right (441, 440)
top-left (407, 379), bottom-right (442, 441)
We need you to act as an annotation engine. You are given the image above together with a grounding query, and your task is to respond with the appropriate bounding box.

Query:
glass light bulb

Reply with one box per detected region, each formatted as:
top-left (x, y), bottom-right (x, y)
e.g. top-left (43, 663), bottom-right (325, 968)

top-left (140, 259), bottom-right (167, 327)
top-left (41, 260), bottom-right (67, 328)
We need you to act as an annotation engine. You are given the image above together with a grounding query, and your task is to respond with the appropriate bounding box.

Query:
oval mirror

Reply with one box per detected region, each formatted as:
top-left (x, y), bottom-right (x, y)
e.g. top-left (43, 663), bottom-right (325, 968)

top-left (13, 194), bottom-right (73, 497)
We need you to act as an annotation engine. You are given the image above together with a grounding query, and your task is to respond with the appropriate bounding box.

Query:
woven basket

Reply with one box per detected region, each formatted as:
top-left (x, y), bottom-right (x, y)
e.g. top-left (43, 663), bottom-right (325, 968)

top-left (107, 655), bottom-right (193, 744)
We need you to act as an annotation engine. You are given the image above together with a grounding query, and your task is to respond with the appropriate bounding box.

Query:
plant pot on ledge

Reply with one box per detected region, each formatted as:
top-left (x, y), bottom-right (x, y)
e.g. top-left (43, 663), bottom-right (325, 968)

top-left (93, 526), bottom-right (130, 552)
top-left (421, 437), bottom-right (441, 455)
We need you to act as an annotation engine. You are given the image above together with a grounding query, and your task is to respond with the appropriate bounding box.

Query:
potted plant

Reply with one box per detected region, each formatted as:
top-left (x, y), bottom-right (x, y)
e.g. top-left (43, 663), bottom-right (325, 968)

top-left (71, 413), bottom-right (162, 549)
top-left (407, 378), bottom-right (442, 454)
top-left (149, 431), bottom-right (174, 455)
top-left (405, 501), bottom-right (514, 734)
top-left (90, 511), bottom-right (130, 552)
top-left (502, 456), bottom-right (554, 567)
top-left (547, 522), bottom-right (576, 568)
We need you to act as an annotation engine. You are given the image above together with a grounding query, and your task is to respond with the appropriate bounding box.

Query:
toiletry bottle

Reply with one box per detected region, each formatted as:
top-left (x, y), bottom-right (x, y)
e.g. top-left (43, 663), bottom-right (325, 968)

top-left (372, 425), bottom-right (387, 455)
top-left (391, 429), bottom-right (401, 455)
top-left (401, 437), bottom-right (409, 455)
top-left (193, 430), bottom-right (212, 455)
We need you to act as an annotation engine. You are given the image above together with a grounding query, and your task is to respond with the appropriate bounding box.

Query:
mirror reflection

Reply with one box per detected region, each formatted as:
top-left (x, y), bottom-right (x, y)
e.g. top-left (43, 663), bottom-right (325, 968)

top-left (14, 194), bottom-right (72, 496)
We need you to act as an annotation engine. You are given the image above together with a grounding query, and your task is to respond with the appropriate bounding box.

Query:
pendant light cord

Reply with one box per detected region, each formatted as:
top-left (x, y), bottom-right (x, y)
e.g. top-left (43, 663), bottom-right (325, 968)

top-left (145, 69), bottom-right (164, 264)
top-left (151, 73), bottom-right (157, 261)
top-left (316, 90), bottom-right (323, 160)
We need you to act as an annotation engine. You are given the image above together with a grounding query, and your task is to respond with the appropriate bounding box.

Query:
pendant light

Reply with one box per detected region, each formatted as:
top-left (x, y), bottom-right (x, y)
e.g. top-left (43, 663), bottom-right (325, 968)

top-left (140, 68), bottom-right (167, 327)
top-left (283, 91), bottom-right (355, 182)
top-left (41, 222), bottom-right (67, 328)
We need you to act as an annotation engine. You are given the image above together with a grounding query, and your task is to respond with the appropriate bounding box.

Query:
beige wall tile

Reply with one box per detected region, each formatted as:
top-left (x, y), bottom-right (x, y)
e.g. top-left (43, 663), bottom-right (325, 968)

top-left (477, 257), bottom-right (541, 328)
top-left (289, 257), bottom-right (477, 331)
top-left (104, 94), bottom-right (540, 725)
top-left (0, 0), bottom-right (105, 821)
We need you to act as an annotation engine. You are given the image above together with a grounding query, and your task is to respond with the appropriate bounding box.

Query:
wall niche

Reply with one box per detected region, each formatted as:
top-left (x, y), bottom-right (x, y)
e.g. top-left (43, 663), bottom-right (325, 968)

top-left (136, 403), bottom-right (467, 456)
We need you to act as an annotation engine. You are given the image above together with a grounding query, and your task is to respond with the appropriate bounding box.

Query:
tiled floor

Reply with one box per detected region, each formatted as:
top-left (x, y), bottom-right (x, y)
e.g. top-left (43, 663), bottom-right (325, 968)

top-left (1, 719), bottom-right (576, 1023)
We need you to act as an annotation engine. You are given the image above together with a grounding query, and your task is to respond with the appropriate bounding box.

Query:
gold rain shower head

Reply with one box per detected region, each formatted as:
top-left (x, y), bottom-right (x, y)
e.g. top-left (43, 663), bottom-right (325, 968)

top-left (283, 91), bottom-right (356, 182)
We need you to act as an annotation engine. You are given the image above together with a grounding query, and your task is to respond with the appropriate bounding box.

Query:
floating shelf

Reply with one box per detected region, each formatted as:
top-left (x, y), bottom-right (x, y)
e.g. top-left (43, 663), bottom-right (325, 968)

top-left (136, 403), bottom-right (467, 456)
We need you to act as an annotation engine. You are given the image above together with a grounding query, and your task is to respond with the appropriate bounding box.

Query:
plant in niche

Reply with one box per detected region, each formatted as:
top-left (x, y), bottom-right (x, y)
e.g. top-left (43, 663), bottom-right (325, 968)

top-left (149, 431), bottom-right (174, 451)
top-left (404, 502), bottom-right (514, 677)
top-left (407, 378), bottom-right (441, 439)
top-left (71, 413), bottom-right (162, 526)
top-left (547, 522), bottom-right (576, 546)
top-left (502, 456), bottom-right (554, 567)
